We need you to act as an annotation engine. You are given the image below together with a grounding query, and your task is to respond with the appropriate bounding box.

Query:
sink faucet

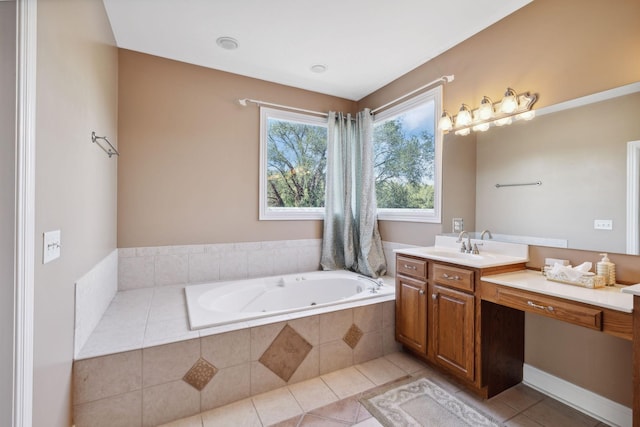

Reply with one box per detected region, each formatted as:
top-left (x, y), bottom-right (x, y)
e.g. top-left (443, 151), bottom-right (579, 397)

top-left (456, 230), bottom-right (471, 253)
top-left (480, 229), bottom-right (493, 240)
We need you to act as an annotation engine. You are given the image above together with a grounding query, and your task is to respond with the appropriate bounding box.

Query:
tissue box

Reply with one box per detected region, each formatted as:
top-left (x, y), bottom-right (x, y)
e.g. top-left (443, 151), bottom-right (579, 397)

top-left (544, 269), bottom-right (606, 288)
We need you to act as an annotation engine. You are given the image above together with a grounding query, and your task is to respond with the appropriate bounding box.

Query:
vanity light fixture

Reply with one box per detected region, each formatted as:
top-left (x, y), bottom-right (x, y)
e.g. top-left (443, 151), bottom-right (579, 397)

top-left (439, 87), bottom-right (537, 136)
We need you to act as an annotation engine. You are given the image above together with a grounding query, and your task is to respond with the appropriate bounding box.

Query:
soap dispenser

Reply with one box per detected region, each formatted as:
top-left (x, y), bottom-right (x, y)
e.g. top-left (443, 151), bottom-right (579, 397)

top-left (597, 253), bottom-right (616, 286)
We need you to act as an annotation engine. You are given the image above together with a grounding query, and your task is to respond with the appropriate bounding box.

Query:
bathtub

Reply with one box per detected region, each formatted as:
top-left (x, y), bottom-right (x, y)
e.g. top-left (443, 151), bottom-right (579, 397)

top-left (185, 270), bottom-right (395, 330)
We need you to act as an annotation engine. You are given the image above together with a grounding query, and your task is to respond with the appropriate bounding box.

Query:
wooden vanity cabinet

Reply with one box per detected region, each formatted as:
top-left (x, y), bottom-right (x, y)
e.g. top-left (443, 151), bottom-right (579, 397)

top-left (395, 255), bottom-right (428, 355)
top-left (429, 264), bottom-right (475, 381)
top-left (395, 253), bottom-right (528, 398)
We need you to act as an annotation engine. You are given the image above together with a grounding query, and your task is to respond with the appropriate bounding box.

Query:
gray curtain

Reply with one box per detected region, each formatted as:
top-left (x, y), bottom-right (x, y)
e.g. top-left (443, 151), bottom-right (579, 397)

top-left (320, 109), bottom-right (387, 277)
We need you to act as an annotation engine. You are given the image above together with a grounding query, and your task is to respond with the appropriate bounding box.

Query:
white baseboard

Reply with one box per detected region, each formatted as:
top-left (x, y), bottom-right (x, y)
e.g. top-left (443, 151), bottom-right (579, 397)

top-left (523, 364), bottom-right (632, 427)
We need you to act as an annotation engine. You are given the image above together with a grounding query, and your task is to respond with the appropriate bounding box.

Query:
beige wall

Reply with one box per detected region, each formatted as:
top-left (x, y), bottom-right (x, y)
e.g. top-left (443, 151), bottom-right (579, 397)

top-left (34, 0), bottom-right (118, 426)
top-left (0, 2), bottom-right (16, 425)
top-left (117, 50), bottom-right (356, 247)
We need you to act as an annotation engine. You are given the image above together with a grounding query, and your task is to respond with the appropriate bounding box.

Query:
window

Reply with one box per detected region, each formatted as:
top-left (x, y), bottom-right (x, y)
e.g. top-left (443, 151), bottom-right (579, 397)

top-left (259, 107), bottom-right (328, 220)
top-left (259, 87), bottom-right (442, 222)
top-left (372, 87), bottom-right (442, 222)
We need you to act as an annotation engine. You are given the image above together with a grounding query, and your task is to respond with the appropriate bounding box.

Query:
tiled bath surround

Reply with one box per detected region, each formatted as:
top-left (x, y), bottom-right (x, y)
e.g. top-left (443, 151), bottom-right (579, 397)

top-left (74, 250), bottom-right (118, 357)
top-left (117, 239), bottom-right (324, 290)
top-left (73, 301), bottom-right (400, 427)
top-left (73, 239), bottom-right (408, 426)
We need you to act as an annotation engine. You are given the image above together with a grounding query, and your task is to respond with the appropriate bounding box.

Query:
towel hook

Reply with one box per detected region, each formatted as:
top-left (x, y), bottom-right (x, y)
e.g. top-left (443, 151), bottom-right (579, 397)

top-left (91, 131), bottom-right (119, 158)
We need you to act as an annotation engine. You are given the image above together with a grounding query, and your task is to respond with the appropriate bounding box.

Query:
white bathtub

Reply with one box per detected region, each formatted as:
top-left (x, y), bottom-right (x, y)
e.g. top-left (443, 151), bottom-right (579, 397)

top-left (185, 270), bottom-right (395, 330)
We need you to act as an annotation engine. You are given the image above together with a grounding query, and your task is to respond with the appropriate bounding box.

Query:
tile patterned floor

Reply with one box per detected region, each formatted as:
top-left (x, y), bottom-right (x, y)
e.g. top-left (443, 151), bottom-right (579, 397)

top-left (159, 351), bottom-right (610, 427)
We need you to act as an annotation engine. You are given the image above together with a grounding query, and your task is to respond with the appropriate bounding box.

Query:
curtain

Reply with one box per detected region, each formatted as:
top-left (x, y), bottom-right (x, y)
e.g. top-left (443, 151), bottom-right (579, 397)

top-left (320, 109), bottom-right (387, 277)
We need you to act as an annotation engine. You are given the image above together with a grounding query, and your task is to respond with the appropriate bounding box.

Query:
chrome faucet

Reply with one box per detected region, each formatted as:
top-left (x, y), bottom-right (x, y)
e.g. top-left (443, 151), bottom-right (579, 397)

top-left (480, 229), bottom-right (493, 240)
top-left (456, 230), bottom-right (471, 253)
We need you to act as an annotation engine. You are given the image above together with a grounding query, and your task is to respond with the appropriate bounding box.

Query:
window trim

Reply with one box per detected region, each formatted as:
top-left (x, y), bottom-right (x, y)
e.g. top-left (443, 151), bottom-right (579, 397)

top-left (259, 107), bottom-right (327, 220)
top-left (372, 86), bottom-right (443, 223)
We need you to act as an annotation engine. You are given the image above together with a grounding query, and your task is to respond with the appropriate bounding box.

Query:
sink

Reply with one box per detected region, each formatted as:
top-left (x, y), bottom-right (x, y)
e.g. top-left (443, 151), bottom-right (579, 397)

top-left (394, 236), bottom-right (529, 268)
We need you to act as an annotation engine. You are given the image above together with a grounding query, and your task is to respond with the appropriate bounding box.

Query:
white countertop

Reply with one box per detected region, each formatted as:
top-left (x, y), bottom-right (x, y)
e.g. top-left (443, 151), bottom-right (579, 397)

top-left (481, 270), bottom-right (633, 313)
top-left (621, 283), bottom-right (640, 297)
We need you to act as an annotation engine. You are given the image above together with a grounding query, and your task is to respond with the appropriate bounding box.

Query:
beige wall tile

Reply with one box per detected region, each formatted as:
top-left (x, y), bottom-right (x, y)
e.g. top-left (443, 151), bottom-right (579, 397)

top-left (288, 315), bottom-right (319, 346)
top-left (73, 350), bottom-right (142, 405)
top-left (201, 329), bottom-right (250, 369)
top-left (354, 304), bottom-right (382, 333)
top-left (142, 339), bottom-right (200, 387)
top-left (200, 363), bottom-right (251, 411)
top-left (73, 390), bottom-right (142, 427)
top-left (319, 309), bottom-right (352, 344)
top-left (155, 254), bottom-right (189, 286)
top-left (353, 330), bottom-right (383, 364)
top-left (188, 252), bottom-right (220, 284)
top-left (250, 361), bottom-right (286, 395)
top-left (250, 321), bottom-right (286, 361)
top-left (142, 380), bottom-right (201, 427)
top-left (382, 326), bottom-right (402, 355)
top-left (381, 301), bottom-right (395, 329)
top-left (287, 347), bottom-right (319, 384)
top-left (157, 413), bottom-right (203, 427)
top-left (119, 256), bottom-right (154, 290)
top-left (319, 341), bottom-right (353, 375)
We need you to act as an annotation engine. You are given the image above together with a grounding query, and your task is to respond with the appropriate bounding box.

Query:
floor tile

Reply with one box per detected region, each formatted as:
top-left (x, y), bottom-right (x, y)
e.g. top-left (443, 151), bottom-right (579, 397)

top-left (252, 386), bottom-right (303, 426)
top-left (505, 413), bottom-right (545, 427)
top-left (455, 389), bottom-right (519, 422)
top-left (321, 367), bottom-right (376, 399)
top-left (157, 413), bottom-right (203, 427)
top-left (355, 357), bottom-right (407, 386)
top-left (288, 377), bottom-right (339, 411)
top-left (494, 383), bottom-right (546, 412)
top-left (308, 396), bottom-right (362, 423)
top-left (297, 413), bottom-right (350, 426)
top-left (352, 418), bottom-right (384, 427)
top-left (384, 351), bottom-right (427, 374)
top-left (201, 398), bottom-right (261, 427)
top-left (521, 398), bottom-right (601, 427)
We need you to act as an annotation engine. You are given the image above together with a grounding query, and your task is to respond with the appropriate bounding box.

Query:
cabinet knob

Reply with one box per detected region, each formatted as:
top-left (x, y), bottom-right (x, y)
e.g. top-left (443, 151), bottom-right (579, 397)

top-left (431, 293), bottom-right (437, 300)
top-left (404, 264), bottom-right (417, 270)
top-left (419, 289), bottom-right (425, 295)
top-left (442, 273), bottom-right (460, 280)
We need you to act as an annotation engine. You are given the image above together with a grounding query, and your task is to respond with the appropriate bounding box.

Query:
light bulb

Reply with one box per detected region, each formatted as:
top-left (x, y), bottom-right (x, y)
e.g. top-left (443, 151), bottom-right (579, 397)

top-left (500, 88), bottom-right (518, 114)
top-left (472, 122), bottom-right (490, 132)
top-left (515, 110), bottom-right (536, 121)
top-left (478, 97), bottom-right (494, 120)
top-left (438, 112), bottom-right (453, 131)
top-left (454, 128), bottom-right (471, 136)
top-left (494, 117), bottom-right (512, 126)
top-left (455, 105), bottom-right (472, 127)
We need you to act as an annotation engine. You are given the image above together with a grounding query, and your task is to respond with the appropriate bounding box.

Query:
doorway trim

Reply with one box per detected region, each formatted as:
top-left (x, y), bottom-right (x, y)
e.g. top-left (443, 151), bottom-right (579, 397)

top-left (627, 140), bottom-right (640, 255)
top-left (14, 0), bottom-right (36, 426)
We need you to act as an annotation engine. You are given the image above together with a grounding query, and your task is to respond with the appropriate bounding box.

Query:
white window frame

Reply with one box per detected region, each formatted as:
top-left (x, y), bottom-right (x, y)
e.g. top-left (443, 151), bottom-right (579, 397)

top-left (259, 107), bottom-right (327, 220)
top-left (372, 87), bottom-right (443, 223)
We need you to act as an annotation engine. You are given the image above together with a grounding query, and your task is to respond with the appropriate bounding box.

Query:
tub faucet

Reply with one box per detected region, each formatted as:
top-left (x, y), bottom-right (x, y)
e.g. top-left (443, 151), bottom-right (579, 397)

top-left (481, 229), bottom-right (493, 240)
top-left (456, 230), bottom-right (471, 253)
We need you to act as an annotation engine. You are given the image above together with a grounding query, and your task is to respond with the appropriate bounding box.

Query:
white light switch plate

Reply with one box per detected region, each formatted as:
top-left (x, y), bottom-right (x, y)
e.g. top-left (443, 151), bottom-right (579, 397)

top-left (43, 230), bottom-right (61, 264)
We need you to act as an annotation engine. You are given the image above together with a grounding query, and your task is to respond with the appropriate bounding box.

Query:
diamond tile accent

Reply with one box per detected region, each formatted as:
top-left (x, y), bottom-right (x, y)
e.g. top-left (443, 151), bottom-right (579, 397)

top-left (259, 324), bottom-right (312, 382)
top-left (183, 358), bottom-right (217, 391)
top-left (343, 324), bottom-right (363, 349)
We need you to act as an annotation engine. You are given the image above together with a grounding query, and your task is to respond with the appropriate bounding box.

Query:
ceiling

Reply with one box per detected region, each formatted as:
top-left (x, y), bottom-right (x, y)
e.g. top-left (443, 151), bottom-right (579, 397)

top-left (102, 0), bottom-right (532, 101)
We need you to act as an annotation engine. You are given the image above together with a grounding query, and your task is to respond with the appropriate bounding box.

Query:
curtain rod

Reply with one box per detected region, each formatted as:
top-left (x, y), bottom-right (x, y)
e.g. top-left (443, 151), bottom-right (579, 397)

top-left (238, 98), bottom-right (329, 117)
top-left (370, 75), bottom-right (454, 114)
top-left (237, 74), bottom-right (454, 118)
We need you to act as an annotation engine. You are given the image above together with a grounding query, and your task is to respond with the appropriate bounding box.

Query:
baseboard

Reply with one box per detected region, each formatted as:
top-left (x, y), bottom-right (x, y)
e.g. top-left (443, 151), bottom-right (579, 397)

top-left (523, 364), bottom-right (632, 427)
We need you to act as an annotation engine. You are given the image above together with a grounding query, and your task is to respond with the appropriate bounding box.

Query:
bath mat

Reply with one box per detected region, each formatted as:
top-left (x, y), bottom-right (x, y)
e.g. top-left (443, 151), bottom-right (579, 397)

top-left (360, 377), bottom-right (504, 427)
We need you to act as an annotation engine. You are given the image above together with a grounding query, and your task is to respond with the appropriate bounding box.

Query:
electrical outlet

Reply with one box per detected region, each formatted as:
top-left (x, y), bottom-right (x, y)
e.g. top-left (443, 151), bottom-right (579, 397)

top-left (452, 218), bottom-right (464, 232)
top-left (43, 230), bottom-right (61, 264)
top-left (593, 219), bottom-right (613, 230)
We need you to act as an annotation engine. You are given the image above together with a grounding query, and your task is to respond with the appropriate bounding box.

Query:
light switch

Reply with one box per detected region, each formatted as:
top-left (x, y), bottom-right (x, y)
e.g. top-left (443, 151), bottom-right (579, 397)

top-left (43, 230), bottom-right (61, 264)
top-left (593, 220), bottom-right (613, 230)
top-left (452, 218), bottom-right (464, 233)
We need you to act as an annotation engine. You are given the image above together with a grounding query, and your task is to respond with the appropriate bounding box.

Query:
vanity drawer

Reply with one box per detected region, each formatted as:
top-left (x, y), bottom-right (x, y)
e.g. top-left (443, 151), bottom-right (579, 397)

top-left (433, 264), bottom-right (474, 292)
top-left (491, 286), bottom-right (602, 331)
top-left (397, 256), bottom-right (427, 280)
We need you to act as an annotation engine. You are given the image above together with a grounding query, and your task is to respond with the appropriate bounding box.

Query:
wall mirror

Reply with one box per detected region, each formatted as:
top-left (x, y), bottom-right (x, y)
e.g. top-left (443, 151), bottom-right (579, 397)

top-left (470, 83), bottom-right (640, 255)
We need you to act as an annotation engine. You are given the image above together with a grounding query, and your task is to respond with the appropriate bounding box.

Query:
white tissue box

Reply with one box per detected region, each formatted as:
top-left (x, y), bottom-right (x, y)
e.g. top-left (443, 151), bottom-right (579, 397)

top-left (544, 269), bottom-right (606, 288)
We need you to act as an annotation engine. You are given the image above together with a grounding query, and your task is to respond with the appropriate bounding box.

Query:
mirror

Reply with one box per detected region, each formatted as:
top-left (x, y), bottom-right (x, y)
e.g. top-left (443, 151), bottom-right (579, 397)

top-left (473, 83), bottom-right (640, 254)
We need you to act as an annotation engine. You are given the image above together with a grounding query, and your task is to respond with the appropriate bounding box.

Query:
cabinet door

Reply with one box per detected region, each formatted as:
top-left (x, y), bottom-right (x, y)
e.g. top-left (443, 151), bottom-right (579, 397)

top-left (395, 275), bottom-right (427, 355)
top-left (429, 283), bottom-right (474, 380)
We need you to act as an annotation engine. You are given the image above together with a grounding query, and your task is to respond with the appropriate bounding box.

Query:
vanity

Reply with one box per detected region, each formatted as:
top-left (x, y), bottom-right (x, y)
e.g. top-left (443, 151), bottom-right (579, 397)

top-left (394, 236), bottom-right (634, 408)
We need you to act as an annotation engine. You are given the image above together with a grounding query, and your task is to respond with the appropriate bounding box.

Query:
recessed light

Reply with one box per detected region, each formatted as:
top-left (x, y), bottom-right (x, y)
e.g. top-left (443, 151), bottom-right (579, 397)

top-left (216, 37), bottom-right (239, 50)
top-left (310, 64), bottom-right (327, 73)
